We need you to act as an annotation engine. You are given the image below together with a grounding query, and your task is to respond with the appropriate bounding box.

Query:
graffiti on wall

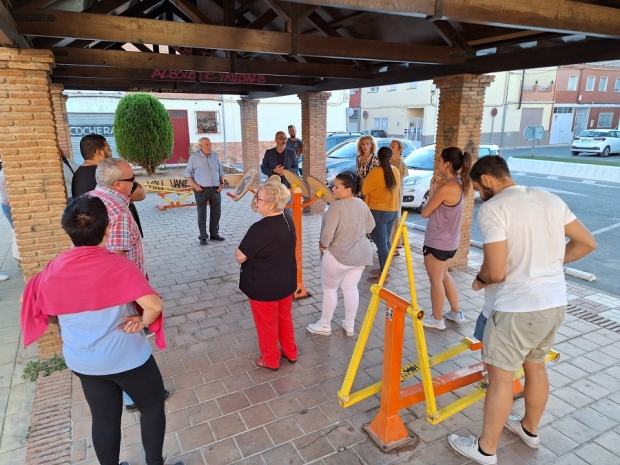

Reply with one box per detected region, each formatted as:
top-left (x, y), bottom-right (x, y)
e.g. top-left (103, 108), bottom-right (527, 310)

top-left (151, 69), bottom-right (267, 84)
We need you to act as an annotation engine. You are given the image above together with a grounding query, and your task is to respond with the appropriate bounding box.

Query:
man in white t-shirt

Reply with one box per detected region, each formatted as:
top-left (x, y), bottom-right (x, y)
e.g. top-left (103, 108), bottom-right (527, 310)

top-left (448, 156), bottom-right (597, 465)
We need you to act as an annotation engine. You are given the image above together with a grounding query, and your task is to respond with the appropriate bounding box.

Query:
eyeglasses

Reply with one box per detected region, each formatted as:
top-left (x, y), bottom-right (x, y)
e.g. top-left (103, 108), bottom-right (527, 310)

top-left (116, 176), bottom-right (135, 183)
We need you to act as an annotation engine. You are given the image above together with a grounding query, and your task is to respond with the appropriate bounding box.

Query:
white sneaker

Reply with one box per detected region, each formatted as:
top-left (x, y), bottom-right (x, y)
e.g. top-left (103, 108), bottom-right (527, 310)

top-left (444, 310), bottom-right (466, 324)
top-left (422, 314), bottom-right (446, 330)
top-left (504, 415), bottom-right (540, 449)
top-left (448, 435), bottom-right (497, 465)
top-left (340, 320), bottom-right (354, 337)
top-left (307, 322), bottom-right (331, 336)
top-left (0, 274), bottom-right (8, 282)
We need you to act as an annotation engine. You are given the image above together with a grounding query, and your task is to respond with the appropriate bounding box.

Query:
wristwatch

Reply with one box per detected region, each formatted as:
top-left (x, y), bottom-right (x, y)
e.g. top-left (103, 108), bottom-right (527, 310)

top-left (475, 273), bottom-right (486, 284)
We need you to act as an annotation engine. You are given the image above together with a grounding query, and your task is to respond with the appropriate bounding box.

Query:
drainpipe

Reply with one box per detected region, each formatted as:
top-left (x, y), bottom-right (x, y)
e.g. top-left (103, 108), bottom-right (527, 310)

top-left (221, 95), bottom-right (227, 162)
top-left (517, 69), bottom-right (525, 110)
top-left (499, 72), bottom-right (511, 148)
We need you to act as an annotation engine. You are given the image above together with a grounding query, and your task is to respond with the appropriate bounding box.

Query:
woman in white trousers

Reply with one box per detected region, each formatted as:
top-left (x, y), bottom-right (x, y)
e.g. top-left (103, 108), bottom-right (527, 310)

top-left (307, 172), bottom-right (375, 337)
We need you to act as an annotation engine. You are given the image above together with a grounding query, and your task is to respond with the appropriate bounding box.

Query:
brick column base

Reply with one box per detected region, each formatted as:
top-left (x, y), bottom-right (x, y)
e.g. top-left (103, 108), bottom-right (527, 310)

top-left (237, 99), bottom-right (260, 189)
top-left (298, 91), bottom-right (331, 214)
top-left (433, 74), bottom-right (494, 268)
top-left (0, 47), bottom-right (72, 359)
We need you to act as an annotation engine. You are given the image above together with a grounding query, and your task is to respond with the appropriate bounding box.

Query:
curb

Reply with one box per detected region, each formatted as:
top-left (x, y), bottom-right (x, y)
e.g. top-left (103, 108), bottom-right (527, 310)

top-left (507, 157), bottom-right (620, 183)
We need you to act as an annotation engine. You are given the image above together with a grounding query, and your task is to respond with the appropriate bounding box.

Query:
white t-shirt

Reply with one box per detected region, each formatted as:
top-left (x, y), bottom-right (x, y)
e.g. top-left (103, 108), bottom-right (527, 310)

top-left (478, 185), bottom-right (576, 313)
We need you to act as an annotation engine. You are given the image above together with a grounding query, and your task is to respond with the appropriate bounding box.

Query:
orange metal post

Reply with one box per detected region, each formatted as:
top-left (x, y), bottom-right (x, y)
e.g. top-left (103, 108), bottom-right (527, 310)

top-left (364, 289), bottom-right (416, 451)
top-left (289, 189), bottom-right (309, 299)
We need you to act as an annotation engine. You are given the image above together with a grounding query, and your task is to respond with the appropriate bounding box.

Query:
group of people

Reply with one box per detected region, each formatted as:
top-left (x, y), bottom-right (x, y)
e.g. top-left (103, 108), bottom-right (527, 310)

top-left (21, 135), bottom-right (179, 465)
top-left (15, 126), bottom-right (598, 465)
top-left (236, 131), bottom-right (597, 465)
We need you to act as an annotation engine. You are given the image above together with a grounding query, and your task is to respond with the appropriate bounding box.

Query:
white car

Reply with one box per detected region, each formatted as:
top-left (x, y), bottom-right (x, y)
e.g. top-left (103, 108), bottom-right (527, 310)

top-left (571, 129), bottom-right (620, 157)
top-left (401, 144), bottom-right (501, 211)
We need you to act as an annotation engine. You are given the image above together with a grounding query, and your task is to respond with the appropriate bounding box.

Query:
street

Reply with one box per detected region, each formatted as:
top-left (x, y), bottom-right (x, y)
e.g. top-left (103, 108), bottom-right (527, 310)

top-left (405, 149), bottom-right (620, 295)
top-left (503, 144), bottom-right (620, 165)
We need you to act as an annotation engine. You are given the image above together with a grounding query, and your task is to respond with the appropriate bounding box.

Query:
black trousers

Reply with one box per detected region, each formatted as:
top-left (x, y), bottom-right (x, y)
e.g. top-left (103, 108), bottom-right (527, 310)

top-left (194, 187), bottom-right (221, 240)
top-left (73, 355), bottom-right (166, 465)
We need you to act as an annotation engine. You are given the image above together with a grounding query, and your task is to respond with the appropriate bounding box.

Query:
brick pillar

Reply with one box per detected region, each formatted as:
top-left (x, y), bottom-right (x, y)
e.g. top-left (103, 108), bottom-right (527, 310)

top-left (50, 83), bottom-right (73, 159)
top-left (237, 99), bottom-right (260, 188)
top-left (298, 91), bottom-right (331, 214)
top-left (0, 48), bottom-right (72, 359)
top-left (433, 74), bottom-right (494, 268)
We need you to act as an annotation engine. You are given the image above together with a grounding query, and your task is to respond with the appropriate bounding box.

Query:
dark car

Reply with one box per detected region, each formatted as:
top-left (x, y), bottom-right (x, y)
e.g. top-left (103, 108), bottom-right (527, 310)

top-left (361, 129), bottom-right (388, 138)
top-left (326, 132), bottom-right (362, 152)
top-left (325, 138), bottom-right (416, 187)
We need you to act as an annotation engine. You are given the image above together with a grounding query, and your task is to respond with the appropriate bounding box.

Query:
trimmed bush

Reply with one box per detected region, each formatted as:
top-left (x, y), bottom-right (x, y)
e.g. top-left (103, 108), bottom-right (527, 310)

top-left (114, 94), bottom-right (173, 175)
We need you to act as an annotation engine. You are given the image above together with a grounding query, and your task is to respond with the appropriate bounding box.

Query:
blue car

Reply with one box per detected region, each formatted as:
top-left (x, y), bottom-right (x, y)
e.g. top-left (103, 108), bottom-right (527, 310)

top-left (325, 138), bottom-right (416, 187)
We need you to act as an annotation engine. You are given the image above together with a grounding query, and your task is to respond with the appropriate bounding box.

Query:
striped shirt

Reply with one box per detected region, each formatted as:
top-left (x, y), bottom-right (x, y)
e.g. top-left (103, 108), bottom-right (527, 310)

top-left (90, 186), bottom-right (146, 274)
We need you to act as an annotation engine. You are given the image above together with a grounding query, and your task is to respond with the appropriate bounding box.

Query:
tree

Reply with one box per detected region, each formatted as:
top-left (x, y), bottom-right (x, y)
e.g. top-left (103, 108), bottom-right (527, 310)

top-left (113, 94), bottom-right (173, 175)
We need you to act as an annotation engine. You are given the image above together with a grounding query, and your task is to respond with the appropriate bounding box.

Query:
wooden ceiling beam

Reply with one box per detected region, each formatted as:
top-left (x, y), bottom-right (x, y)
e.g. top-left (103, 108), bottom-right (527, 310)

top-left (82, 0), bottom-right (133, 15)
top-left (51, 47), bottom-right (374, 79)
top-left (245, 8), bottom-right (278, 30)
top-left (52, 64), bottom-right (316, 85)
top-left (431, 20), bottom-right (474, 52)
top-left (285, 0), bottom-right (620, 39)
top-left (14, 9), bottom-right (464, 64)
top-left (50, 77), bottom-right (283, 94)
top-left (0, 0), bottom-right (29, 47)
top-left (168, 0), bottom-right (213, 24)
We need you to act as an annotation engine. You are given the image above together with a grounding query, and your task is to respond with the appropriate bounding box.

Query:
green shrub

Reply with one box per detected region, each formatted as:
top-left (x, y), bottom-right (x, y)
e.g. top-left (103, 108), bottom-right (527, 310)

top-left (114, 94), bottom-right (174, 175)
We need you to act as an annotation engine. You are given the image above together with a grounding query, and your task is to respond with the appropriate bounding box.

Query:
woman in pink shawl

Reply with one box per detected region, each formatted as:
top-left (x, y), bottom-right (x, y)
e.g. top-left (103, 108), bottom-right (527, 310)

top-left (21, 196), bottom-right (179, 465)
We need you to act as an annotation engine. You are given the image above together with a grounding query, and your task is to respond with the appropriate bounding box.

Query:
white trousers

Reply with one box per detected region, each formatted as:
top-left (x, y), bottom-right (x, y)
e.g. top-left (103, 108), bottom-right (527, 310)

top-left (319, 250), bottom-right (365, 328)
top-left (11, 229), bottom-right (20, 261)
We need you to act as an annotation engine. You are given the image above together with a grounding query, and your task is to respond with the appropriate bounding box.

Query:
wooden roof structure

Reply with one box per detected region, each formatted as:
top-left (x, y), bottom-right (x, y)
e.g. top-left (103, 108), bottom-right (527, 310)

top-left (2, 0), bottom-right (620, 98)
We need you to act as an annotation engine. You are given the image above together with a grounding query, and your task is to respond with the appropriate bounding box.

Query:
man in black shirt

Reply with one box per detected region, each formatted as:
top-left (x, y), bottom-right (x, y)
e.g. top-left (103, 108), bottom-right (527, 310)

top-left (72, 135), bottom-right (145, 236)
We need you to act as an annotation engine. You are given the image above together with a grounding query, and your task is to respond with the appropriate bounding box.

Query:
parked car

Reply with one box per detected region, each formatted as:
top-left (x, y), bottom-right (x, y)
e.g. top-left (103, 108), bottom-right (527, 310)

top-left (325, 138), bottom-right (416, 187)
top-left (571, 129), bottom-right (620, 157)
top-left (326, 132), bottom-right (362, 152)
top-left (361, 129), bottom-right (388, 138)
top-left (402, 144), bottom-right (501, 211)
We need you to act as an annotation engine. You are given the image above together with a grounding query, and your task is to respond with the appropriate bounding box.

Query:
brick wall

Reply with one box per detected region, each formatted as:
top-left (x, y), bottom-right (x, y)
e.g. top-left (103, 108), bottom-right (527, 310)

top-left (0, 47), bottom-right (71, 358)
top-left (237, 99), bottom-right (260, 188)
top-left (433, 74), bottom-right (494, 268)
top-left (299, 92), bottom-right (331, 214)
top-left (50, 83), bottom-right (73, 160)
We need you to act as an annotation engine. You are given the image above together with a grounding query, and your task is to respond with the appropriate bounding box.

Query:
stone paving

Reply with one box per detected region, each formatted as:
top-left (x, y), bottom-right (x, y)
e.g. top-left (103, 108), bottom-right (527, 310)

top-left (3, 191), bottom-right (620, 464)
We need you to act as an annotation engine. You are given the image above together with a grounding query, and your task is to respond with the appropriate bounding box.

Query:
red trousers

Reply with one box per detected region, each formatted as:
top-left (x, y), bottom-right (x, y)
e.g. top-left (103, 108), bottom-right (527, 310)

top-left (248, 295), bottom-right (298, 369)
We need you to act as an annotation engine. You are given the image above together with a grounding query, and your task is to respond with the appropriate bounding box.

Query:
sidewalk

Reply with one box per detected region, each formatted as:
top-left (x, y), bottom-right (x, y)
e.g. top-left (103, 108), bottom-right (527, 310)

top-left (4, 193), bottom-right (620, 464)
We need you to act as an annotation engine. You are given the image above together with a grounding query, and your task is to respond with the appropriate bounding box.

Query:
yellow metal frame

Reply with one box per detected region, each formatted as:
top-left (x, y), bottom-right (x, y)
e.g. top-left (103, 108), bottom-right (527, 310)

top-left (338, 214), bottom-right (561, 425)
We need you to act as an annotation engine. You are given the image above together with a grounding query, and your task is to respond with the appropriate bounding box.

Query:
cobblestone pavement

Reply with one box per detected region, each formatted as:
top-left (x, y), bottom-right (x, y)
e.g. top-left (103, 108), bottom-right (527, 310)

top-left (3, 192), bottom-right (620, 464)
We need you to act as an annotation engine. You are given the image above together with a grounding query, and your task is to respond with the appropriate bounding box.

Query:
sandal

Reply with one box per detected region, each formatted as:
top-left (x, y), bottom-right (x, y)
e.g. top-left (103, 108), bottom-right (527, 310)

top-left (280, 350), bottom-right (297, 364)
top-left (367, 276), bottom-right (389, 284)
top-left (393, 249), bottom-right (401, 256)
top-left (370, 268), bottom-right (382, 276)
top-left (255, 357), bottom-right (279, 371)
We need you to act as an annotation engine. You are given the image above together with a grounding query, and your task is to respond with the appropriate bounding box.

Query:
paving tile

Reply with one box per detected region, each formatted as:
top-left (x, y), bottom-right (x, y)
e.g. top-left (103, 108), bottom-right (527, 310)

top-left (177, 422), bottom-right (216, 452)
top-left (573, 441), bottom-right (620, 465)
top-left (269, 394), bottom-right (305, 419)
top-left (166, 388), bottom-right (200, 412)
top-left (217, 391), bottom-right (250, 415)
top-left (293, 430), bottom-right (335, 462)
top-left (187, 400), bottom-right (222, 426)
top-left (195, 380), bottom-right (228, 402)
top-left (260, 442), bottom-right (304, 465)
top-left (209, 412), bottom-right (247, 441)
top-left (551, 416), bottom-right (600, 444)
top-left (537, 424), bottom-right (580, 456)
top-left (201, 438), bottom-right (241, 465)
top-left (174, 370), bottom-right (206, 391)
top-left (244, 383), bottom-right (278, 405)
top-left (234, 427), bottom-right (274, 457)
top-left (264, 416), bottom-right (304, 445)
top-left (166, 449), bottom-right (205, 465)
top-left (552, 385), bottom-right (596, 409)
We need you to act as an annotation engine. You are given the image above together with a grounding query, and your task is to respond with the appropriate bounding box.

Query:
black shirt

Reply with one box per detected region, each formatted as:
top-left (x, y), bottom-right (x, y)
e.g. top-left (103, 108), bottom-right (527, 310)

top-left (238, 214), bottom-right (297, 301)
top-left (71, 165), bottom-right (98, 198)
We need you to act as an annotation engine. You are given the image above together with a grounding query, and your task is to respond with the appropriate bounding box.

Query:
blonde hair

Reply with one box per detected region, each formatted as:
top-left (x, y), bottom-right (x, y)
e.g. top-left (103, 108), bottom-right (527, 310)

top-left (357, 135), bottom-right (378, 157)
top-left (259, 182), bottom-right (291, 212)
top-left (390, 139), bottom-right (404, 154)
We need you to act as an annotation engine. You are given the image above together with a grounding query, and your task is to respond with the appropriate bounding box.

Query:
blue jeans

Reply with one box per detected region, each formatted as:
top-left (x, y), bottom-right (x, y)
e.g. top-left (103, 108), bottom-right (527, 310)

top-left (370, 210), bottom-right (398, 270)
top-left (1, 203), bottom-right (13, 229)
top-left (474, 312), bottom-right (488, 341)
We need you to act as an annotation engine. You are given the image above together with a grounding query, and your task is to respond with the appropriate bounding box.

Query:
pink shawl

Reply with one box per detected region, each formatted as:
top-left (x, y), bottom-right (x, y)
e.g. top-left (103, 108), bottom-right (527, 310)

top-left (21, 246), bottom-right (166, 350)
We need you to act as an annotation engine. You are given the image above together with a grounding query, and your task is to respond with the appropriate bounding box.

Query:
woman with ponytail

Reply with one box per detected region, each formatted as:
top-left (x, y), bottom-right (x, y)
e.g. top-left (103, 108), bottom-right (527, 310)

top-left (420, 146), bottom-right (473, 330)
top-left (362, 146), bottom-right (401, 284)
top-left (307, 172), bottom-right (375, 337)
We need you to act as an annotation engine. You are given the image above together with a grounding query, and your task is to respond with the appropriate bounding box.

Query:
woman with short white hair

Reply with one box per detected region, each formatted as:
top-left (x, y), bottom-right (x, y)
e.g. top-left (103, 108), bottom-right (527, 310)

top-left (235, 182), bottom-right (298, 371)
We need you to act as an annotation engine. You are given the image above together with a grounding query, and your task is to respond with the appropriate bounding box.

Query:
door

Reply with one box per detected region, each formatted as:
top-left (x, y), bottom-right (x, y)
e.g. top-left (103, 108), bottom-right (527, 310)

top-left (408, 117), bottom-right (423, 148)
top-left (167, 110), bottom-right (190, 164)
top-left (518, 108), bottom-right (543, 146)
top-left (573, 107), bottom-right (589, 138)
top-left (549, 107), bottom-right (574, 144)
